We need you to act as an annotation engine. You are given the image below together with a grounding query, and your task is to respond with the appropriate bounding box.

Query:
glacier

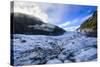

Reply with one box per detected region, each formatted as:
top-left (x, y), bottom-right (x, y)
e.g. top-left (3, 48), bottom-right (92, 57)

top-left (11, 32), bottom-right (97, 66)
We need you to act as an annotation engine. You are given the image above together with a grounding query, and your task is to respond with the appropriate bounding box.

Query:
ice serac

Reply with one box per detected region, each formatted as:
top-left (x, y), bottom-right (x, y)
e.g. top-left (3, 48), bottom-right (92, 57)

top-left (11, 13), bottom-right (66, 36)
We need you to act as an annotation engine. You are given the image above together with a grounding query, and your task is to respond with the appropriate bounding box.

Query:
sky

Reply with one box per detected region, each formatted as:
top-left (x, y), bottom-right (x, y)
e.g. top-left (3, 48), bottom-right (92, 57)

top-left (14, 1), bottom-right (97, 31)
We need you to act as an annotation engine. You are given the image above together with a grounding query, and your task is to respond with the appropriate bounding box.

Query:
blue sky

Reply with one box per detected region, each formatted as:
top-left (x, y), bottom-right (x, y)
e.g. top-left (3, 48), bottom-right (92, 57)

top-left (36, 3), bottom-right (97, 31)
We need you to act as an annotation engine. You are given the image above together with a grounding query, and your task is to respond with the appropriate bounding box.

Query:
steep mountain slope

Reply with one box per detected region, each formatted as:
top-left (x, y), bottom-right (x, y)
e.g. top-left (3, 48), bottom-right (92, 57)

top-left (11, 13), bottom-right (66, 36)
top-left (79, 11), bottom-right (97, 37)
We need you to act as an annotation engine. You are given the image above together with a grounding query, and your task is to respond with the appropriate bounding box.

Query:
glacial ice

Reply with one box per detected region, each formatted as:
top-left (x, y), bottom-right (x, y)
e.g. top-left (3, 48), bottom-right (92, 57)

top-left (11, 32), bottom-right (97, 66)
top-left (46, 58), bottom-right (62, 64)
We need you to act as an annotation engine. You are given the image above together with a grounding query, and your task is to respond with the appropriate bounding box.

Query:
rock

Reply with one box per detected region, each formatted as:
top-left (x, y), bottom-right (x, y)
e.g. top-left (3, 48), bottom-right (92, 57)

top-left (46, 58), bottom-right (62, 64)
top-left (11, 13), bottom-right (65, 36)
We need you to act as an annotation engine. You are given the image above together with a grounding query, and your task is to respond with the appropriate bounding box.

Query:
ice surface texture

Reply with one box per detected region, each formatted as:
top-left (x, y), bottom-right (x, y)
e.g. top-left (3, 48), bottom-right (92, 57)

top-left (11, 32), bottom-right (97, 66)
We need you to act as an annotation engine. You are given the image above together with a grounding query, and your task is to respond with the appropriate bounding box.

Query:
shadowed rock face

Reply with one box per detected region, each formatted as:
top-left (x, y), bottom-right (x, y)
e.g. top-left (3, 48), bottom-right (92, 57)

top-left (11, 13), bottom-right (66, 36)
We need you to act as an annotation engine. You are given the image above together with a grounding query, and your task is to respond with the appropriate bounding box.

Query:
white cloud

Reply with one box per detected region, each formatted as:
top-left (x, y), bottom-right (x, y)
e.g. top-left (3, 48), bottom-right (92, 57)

top-left (58, 21), bottom-right (70, 27)
top-left (13, 1), bottom-right (67, 24)
top-left (71, 14), bottom-right (92, 25)
top-left (13, 1), bottom-right (71, 25)
top-left (63, 25), bottom-right (80, 31)
top-left (62, 14), bottom-right (92, 31)
top-left (72, 14), bottom-right (93, 25)
top-left (36, 3), bottom-right (68, 24)
top-left (13, 1), bottom-right (49, 23)
top-left (80, 14), bottom-right (93, 23)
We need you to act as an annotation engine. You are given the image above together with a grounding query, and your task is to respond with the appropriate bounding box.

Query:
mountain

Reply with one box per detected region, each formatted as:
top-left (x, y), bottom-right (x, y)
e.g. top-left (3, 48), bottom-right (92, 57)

top-left (11, 13), bottom-right (66, 36)
top-left (77, 11), bottom-right (97, 37)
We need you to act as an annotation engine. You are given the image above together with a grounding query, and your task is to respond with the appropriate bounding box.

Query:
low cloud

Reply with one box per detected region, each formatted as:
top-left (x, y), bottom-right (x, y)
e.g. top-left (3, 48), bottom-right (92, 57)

top-left (63, 25), bottom-right (80, 31)
top-left (59, 21), bottom-right (71, 27)
top-left (59, 14), bottom-right (92, 31)
top-left (14, 1), bottom-right (49, 23)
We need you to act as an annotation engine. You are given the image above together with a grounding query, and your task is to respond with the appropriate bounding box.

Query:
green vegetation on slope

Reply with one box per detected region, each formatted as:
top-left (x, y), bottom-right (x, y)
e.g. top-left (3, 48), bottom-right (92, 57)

top-left (79, 11), bottom-right (97, 37)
